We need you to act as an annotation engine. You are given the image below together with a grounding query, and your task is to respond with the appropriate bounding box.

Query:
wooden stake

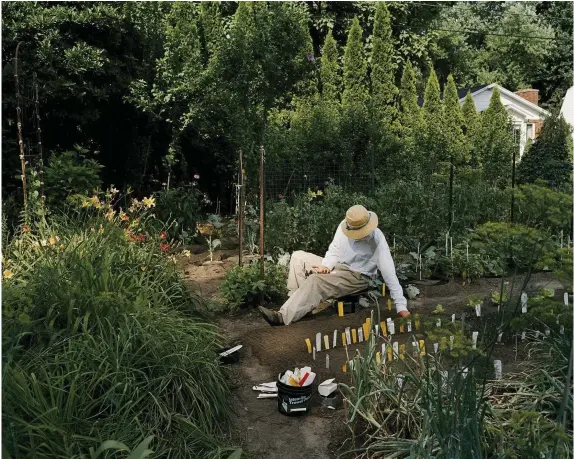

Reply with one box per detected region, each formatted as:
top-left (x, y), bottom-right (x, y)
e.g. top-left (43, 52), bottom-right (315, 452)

top-left (259, 145), bottom-right (265, 304)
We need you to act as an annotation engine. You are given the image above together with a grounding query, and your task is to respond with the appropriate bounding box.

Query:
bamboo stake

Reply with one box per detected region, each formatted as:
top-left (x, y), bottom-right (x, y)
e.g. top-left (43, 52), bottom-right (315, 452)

top-left (14, 42), bottom-right (27, 211)
top-left (259, 145), bottom-right (265, 304)
top-left (238, 150), bottom-right (244, 267)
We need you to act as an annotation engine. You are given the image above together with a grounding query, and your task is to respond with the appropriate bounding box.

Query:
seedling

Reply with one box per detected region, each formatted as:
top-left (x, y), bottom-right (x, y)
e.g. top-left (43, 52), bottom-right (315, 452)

top-left (433, 304), bottom-right (445, 314)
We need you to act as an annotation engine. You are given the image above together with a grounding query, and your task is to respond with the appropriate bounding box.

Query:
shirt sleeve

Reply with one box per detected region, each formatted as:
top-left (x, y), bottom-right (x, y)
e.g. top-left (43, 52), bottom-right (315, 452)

top-left (322, 224), bottom-right (343, 271)
top-left (375, 232), bottom-right (408, 313)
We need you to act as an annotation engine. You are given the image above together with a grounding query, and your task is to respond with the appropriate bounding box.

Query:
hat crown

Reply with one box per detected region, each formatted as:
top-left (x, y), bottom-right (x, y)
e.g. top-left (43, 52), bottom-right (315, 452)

top-left (346, 205), bottom-right (369, 229)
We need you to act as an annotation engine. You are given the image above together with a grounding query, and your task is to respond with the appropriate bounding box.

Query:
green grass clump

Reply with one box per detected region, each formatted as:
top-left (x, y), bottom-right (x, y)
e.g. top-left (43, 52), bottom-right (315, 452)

top-left (2, 198), bottom-right (234, 458)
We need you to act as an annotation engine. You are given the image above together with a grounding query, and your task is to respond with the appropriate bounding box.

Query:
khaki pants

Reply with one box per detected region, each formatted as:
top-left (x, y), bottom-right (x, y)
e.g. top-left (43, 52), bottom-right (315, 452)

top-left (280, 251), bottom-right (369, 325)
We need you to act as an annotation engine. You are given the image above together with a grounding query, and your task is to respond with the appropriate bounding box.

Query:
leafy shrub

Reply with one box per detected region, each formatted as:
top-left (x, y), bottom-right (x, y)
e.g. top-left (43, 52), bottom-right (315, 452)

top-left (154, 185), bottom-right (205, 242)
top-left (469, 222), bottom-right (554, 271)
top-left (2, 196), bottom-right (233, 458)
top-left (44, 146), bottom-right (103, 208)
top-left (219, 261), bottom-right (287, 309)
top-left (537, 247), bottom-right (573, 292)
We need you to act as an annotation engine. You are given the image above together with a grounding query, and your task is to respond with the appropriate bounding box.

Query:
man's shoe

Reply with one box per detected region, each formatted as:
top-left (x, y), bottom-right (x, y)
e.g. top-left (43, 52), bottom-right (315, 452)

top-left (258, 306), bottom-right (284, 326)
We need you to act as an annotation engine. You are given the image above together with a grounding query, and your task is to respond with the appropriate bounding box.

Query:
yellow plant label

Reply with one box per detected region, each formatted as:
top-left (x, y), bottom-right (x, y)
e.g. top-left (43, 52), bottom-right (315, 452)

top-left (351, 329), bottom-right (357, 344)
top-left (305, 338), bottom-right (312, 353)
top-left (337, 301), bottom-right (344, 317)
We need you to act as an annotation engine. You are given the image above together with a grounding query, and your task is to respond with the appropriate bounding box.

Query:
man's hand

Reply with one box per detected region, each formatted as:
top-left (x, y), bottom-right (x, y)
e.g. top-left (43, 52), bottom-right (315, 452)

top-left (311, 265), bottom-right (331, 274)
top-left (398, 310), bottom-right (411, 319)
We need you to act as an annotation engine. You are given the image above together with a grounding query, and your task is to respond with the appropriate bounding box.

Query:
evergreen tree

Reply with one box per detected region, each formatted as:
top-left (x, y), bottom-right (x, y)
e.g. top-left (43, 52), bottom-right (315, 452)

top-left (370, 1), bottom-right (398, 131)
top-left (398, 60), bottom-right (422, 140)
top-left (443, 74), bottom-right (468, 165)
top-left (420, 68), bottom-right (444, 170)
top-left (320, 30), bottom-right (341, 104)
top-left (476, 86), bottom-right (514, 187)
top-left (461, 91), bottom-right (480, 166)
top-left (342, 17), bottom-right (368, 107)
top-left (199, 2), bottom-right (223, 60)
top-left (517, 113), bottom-right (573, 190)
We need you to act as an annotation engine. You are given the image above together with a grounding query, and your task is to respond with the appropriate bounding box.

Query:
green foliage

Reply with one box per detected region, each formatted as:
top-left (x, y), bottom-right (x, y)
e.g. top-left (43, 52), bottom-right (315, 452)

top-left (154, 186), bottom-right (205, 242)
top-left (470, 222), bottom-right (554, 271)
top-left (420, 68), bottom-right (444, 170)
top-left (514, 181), bottom-right (572, 233)
top-left (342, 17), bottom-right (368, 108)
top-left (475, 87), bottom-right (514, 187)
top-left (537, 247), bottom-right (573, 292)
top-left (320, 29), bottom-right (341, 104)
top-left (219, 261), bottom-right (287, 309)
top-left (443, 74), bottom-right (468, 165)
top-left (517, 113), bottom-right (573, 190)
top-left (510, 293), bottom-right (572, 334)
top-left (461, 91), bottom-right (480, 166)
top-left (2, 201), bottom-right (233, 457)
top-left (44, 146), bottom-right (103, 208)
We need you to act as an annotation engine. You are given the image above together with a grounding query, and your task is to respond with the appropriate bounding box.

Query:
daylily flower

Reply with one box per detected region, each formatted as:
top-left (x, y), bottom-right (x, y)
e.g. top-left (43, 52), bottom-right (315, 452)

top-left (22, 225), bottom-right (29, 232)
top-left (142, 196), bottom-right (156, 208)
top-left (98, 224), bottom-right (104, 234)
top-left (105, 210), bottom-right (115, 221)
top-left (49, 235), bottom-right (56, 246)
top-left (110, 187), bottom-right (119, 195)
top-left (90, 196), bottom-right (99, 205)
top-left (316, 190), bottom-right (323, 196)
top-left (81, 201), bottom-right (89, 208)
top-left (3, 269), bottom-right (13, 279)
top-left (160, 243), bottom-right (169, 252)
top-left (119, 210), bottom-right (129, 222)
top-left (138, 234), bottom-right (145, 241)
top-left (160, 231), bottom-right (167, 240)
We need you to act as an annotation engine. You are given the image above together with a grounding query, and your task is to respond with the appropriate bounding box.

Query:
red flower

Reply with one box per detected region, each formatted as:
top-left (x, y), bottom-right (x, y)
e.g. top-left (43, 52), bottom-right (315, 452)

top-left (160, 231), bottom-right (167, 240)
top-left (160, 243), bottom-right (169, 252)
top-left (138, 234), bottom-right (146, 242)
top-left (22, 225), bottom-right (29, 233)
top-left (128, 232), bottom-right (138, 242)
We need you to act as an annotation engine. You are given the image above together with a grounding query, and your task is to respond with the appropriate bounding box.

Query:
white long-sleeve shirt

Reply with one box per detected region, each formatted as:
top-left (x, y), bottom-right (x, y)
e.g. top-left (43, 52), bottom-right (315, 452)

top-left (321, 223), bottom-right (408, 313)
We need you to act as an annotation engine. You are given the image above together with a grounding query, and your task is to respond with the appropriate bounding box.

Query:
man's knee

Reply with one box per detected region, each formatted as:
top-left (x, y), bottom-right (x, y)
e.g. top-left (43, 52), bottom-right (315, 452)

top-left (291, 250), bottom-right (306, 260)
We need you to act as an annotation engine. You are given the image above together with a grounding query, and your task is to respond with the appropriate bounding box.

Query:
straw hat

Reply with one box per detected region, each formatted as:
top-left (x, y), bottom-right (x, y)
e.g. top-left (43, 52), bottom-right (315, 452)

top-left (341, 205), bottom-right (379, 240)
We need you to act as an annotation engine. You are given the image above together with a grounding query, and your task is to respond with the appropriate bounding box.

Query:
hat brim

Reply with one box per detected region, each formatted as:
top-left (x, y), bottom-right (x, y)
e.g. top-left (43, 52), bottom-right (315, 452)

top-left (341, 212), bottom-right (378, 240)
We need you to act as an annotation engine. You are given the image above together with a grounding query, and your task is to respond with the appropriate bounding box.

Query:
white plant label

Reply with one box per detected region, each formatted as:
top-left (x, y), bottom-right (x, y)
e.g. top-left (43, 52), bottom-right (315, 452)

top-left (449, 335), bottom-right (454, 350)
top-left (388, 319), bottom-right (395, 335)
top-left (493, 360), bottom-right (502, 380)
top-left (313, 346), bottom-right (316, 360)
top-left (397, 375), bottom-right (404, 390)
top-left (333, 330), bottom-right (337, 348)
top-left (358, 328), bottom-right (364, 343)
top-left (475, 304), bottom-right (481, 317)
top-left (565, 292), bottom-right (569, 306)
top-left (545, 327), bottom-right (550, 337)
top-left (560, 326), bottom-right (565, 335)
top-left (326, 354), bottom-right (330, 369)
top-left (497, 332), bottom-right (503, 343)
top-left (381, 343), bottom-right (387, 363)
top-left (434, 342), bottom-right (439, 354)
top-left (521, 331), bottom-right (526, 341)
top-left (375, 324), bottom-right (379, 336)
top-left (316, 332), bottom-right (322, 352)
top-left (393, 341), bottom-right (399, 359)
top-left (412, 341), bottom-right (418, 355)
top-left (521, 292), bottom-right (528, 313)
top-left (407, 320), bottom-right (412, 332)
top-left (472, 331), bottom-right (479, 349)
top-left (452, 313), bottom-right (456, 323)
top-left (462, 367), bottom-right (469, 379)
top-left (441, 370), bottom-right (448, 390)
top-left (436, 319), bottom-right (441, 328)
top-left (345, 327), bottom-right (351, 346)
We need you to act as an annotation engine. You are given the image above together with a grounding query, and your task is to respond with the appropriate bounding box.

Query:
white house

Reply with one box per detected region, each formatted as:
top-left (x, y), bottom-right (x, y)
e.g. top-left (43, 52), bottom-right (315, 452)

top-left (458, 84), bottom-right (550, 157)
top-left (560, 86), bottom-right (574, 142)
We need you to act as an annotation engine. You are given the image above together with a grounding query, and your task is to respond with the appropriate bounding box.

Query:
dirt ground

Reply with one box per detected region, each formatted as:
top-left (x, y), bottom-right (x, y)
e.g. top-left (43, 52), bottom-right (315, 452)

top-left (181, 249), bottom-right (565, 459)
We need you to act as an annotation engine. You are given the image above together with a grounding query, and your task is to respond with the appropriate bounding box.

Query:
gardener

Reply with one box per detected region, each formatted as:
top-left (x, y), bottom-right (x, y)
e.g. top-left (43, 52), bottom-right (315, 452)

top-left (258, 205), bottom-right (410, 326)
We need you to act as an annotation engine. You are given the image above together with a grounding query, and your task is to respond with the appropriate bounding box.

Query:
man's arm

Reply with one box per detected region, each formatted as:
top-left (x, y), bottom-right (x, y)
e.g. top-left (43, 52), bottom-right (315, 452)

top-left (321, 224), bottom-right (343, 271)
top-left (375, 233), bottom-right (408, 313)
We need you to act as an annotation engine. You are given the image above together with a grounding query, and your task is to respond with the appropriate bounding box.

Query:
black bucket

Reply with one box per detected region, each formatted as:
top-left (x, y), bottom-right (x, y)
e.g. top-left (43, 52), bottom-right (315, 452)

top-left (277, 372), bottom-right (314, 416)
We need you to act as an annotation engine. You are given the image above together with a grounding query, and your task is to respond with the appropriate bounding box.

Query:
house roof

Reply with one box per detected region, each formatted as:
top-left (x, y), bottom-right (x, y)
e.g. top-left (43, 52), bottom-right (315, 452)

top-left (416, 83), bottom-right (550, 118)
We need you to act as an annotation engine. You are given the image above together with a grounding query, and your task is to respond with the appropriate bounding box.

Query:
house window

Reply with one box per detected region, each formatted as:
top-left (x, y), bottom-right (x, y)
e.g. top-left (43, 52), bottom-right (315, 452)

top-left (526, 123), bottom-right (535, 139)
top-left (513, 125), bottom-right (521, 145)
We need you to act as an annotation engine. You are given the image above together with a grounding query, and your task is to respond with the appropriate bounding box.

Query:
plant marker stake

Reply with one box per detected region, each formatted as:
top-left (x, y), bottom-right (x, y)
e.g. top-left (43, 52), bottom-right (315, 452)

top-left (387, 345), bottom-right (393, 362)
top-left (445, 232), bottom-right (448, 256)
top-left (342, 332), bottom-right (347, 346)
top-left (564, 292), bottom-right (569, 306)
top-left (345, 327), bottom-right (351, 346)
top-left (452, 313), bottom-right (455, 323)
top-left (342, 362), bottom-right (347, 373)
top-left (561, 230), bottom-right (563, 249)
top-left (351, 329), bottom-right (357, 344)
top-left (376, 352), bottom-right (381, 364)
top-left (412, 341), bottom-right (418, 355)
top-left (305, 338), bottom-right (312, 353)
top-left (393, 235), bottom-right (395, 251)
top-left (450, 237), bottom-right (453, 259)
top-left (493, 360), bottom-right (502, 380)
top-left (381, 321), bottom-right (387, 337)
top-left (399, 323), bottom-right (405, 334)
top-left (521, 292), bottom-right (528, 313)
top-left (333, 330), bottom-right (337, 348)
top-left (382, 283), bottom-right (386, 297)
top-left (375, 324), bottom-right (379, 336)
top-left (419, 340), bottom-right (426, 356)
top-left (324, 335), bottom-right (329, 350)
top-left (316, 332), bottom-right (322, 352)
top-left (362, 323), bottom-right (369, 341)
top-left (313, 346), bottom-right (316, 361)
top-left (521, 331), bottom-right (526, 342)
top-left (497, 332), bottom-right (503, 343)
top-left (387, 318), bottom-right (395, 335)
top-left (399, 344), bottom-right (406, 360)
top-left (466, 242), bottom-right (469, 262)
top-left (393, 341), bottom-right (399, 359)
top-left (358, 328), bottom-right (364, 343)
top-left (337, 301), bottom-right (344, 317)
top-left (397, 374), bottom-right (404, 390)
top-left (433, 342), bottom-right (439, 354)
top-left (475, 304), bottom-right (481, 317)
top-left (436, 318), bottom-right (441, 328)
top-left (415, 314), bottom-right (420, 331)
top-left (407, 320), bottom-right (412, 332)
top-left (560, 326), bottom-right (565, 335)
top-left (326, 354), bottom-right (330, 369)
top-left (387, 298), bottom-right (392, 311)
top-left (472, 332), bottom-right (478, 349)
top-left (382, 343), bottom-right (387, 363)
top-left (366, 317), bottom-right (371, 330)
top-left (419, 255), bottom-right (422, 280)
top-left (449, 335), bottom-right (454, 350)
top-left (462, 368), bottom-right (469, 379)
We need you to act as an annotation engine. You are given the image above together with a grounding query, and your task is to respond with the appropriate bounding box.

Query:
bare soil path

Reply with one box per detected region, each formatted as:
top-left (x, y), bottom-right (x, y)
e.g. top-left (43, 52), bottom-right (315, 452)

top-left (180, 250), bottom-right (563, 459)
